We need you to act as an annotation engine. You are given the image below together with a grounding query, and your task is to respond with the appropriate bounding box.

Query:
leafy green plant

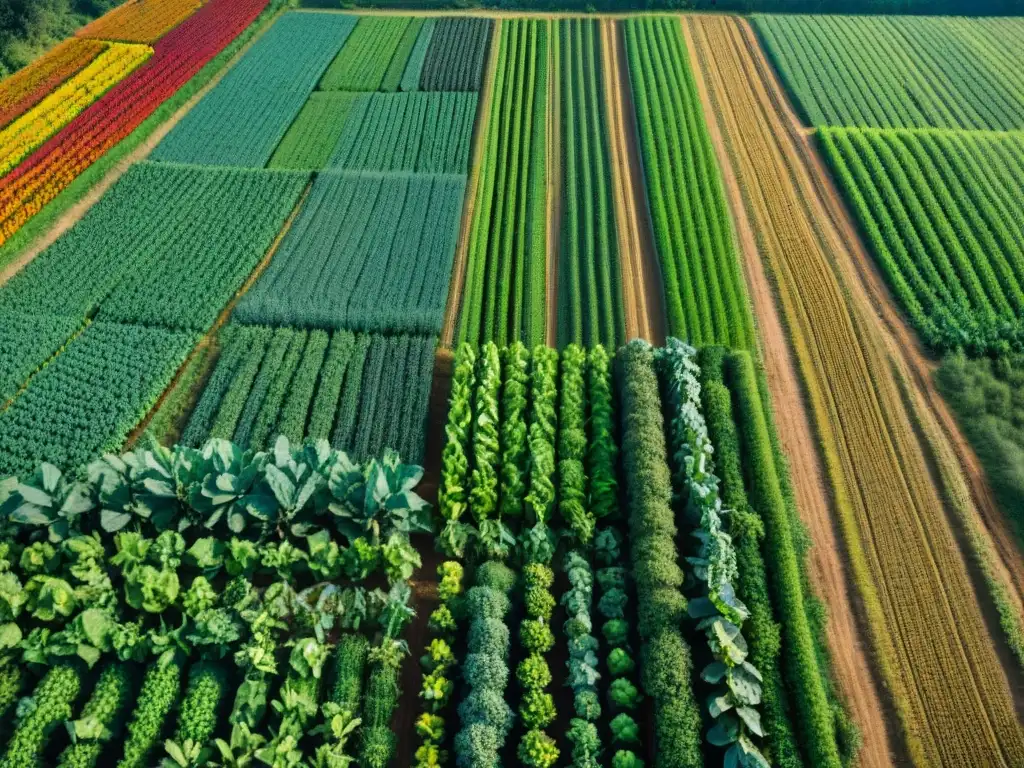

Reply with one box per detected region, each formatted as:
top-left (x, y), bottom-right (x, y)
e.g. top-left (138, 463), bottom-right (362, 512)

top-left (522, 346), bottom-right (558, 564)
top-left (117, 654), bottom-right (184, 768)
top-left (57, 663), bottom-right (132, 768)
top-left (0, 663), bottom-right (81, 768)
top-left (658, 340), bottom-right (769, 768)
top-left (438, 344), bottom-right (475, 558)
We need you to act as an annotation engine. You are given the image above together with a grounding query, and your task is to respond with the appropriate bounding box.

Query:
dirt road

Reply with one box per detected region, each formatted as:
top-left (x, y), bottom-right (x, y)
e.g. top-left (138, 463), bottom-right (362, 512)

top-left (687, 14), bottom-right (1024, 768)
top-left (680, 18), bottom-right (894, 768)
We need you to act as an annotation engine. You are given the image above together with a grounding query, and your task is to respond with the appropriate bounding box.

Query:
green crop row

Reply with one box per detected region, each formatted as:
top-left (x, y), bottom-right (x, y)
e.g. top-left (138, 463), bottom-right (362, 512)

top-left (268, 92), bottom-right (360, 171)
top-left (615, 340), bottom-right (702, 767)
top-left (320, 16), bottom-right (414, 92)
top-left (624, 17), bottom-right (753, 350)
top-left (0, 161), bottom-right (307, 333)
top-left (820, 127), bottom-right (1024, 355)
top-left (328, 92), bottom-right (478, 174)
top-left (181, 325), bottom-right (436, 463)
top-left (400, 19), bottom-right (436, 92)
top-left (754, 15), bottom-right (1024, 131)
top-left (557, 19), bottom-right (624, 349)
top-left (459, 19), bottom-right (548, 349)
top-left (380, 18), bottom-right (425, 91)
top-left (420, 18), bottom-right (493, 92)
top-left (235, 170), bottom-right (465, 336)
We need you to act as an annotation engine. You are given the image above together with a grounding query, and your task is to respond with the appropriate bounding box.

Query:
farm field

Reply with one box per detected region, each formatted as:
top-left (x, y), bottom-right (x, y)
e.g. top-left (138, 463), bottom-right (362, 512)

top-left (0, 5), bottom-right (1022, 768)
top-left (687, 12), bottom-right (1024, 768)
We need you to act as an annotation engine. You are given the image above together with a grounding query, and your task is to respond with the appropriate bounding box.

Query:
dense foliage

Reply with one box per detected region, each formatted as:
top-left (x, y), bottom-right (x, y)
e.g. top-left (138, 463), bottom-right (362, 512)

top-left (820, 128), bottom-right (1024, 355)
top-left (936, 353), bottom-right (1024, 546)
top-left (0, 321), bottom-right (195, 476)
top-left (616, 341), bottom-right (701, 766)
top-left (624, 17), bottom-right (752, 350)
top-left (0, 312), bottom-right (80, 403)
top-left (458, 18), bottom-right (548, 348)
top-left (152, 12), bottom-right (356, 167)
top-left (0, 38), bottom-right (106, 129)
top-left (235, 170), bottom-right (464, 336)
top-left (400, 20), bottom-right (435, 92)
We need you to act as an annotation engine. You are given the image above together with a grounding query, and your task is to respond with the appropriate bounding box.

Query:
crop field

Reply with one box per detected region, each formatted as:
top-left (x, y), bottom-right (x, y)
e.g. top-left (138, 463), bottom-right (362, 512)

top-left (0, 0), bottom-right (272, 249)
top-left (235, 170), bottom-right (466, 334)
top-left (755, 15), bottom-right (1024, 130)
top-left (689, 13), bottom-right (1024, 768)
top-left (625, 17), bottom-right (752, 350)
top-left (0, 161), bottom-right (307, 331)
top-left (820, 127), bottom-right (1024, 354)
top-left (458, 19), bottom-right (548, 348)
top-left (0, 7), bottom-right (1023, 768)
top-left (76, 0), bottom-right (205, 43)
top-left (180, 325), bottom-right (435, 462)
top-left (327, 92), bottom-right (478, 173)
top-left (150, 13), bottom-right (357, 167)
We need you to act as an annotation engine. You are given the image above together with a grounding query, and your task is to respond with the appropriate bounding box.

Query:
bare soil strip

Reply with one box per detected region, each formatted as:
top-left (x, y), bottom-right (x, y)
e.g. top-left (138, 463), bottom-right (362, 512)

top-left (441, 19), bottom-right (502, 348)
top-left (0, 9), bottom-right (284, 290)
top-left (680, 20), bottom-right (895, 768)
top-left (688, 14), bottom-right (1024, 768)
top-left (601, 19), bottom-right (666, 345)
top-left (126, 181), bottom-right (313, 447)
top-left (545, 17), bottom-right (561, 348)
top-left (740, 18), bottom-right (1024, 609)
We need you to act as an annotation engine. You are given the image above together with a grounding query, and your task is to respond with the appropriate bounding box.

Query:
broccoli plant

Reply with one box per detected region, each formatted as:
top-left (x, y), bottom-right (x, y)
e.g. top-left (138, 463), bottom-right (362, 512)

top-left (0, 663), bottom-right (82, 768)
top-left (116, 654), bottom-right (185, 768)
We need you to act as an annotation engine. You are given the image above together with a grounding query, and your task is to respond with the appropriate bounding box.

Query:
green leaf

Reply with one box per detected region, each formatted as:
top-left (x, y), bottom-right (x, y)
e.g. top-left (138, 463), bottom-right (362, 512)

top-left (702, 660), bottom-right (728, 684)
top-left (707, 689), bottom-right (734, 717)
top-left (0, 622), bottom-right (21, 649)
top-left (688, 595), bottom-right (719, 619)
top-left (707, 712), bottom-right (740, 747)
top-left (735, 705), bottom-right (764, 737)
top-left (100, 509), bottom-right (132, 532)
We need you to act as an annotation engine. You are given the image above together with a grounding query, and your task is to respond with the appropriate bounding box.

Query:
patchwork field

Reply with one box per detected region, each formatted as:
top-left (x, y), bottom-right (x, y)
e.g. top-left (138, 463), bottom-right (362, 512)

top-left (0, 5), bottom-right (1021, 768)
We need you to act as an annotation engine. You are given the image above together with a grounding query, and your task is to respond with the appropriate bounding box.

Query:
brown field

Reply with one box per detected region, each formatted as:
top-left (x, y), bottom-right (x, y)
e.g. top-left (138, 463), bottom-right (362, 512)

top-left (687, 13), bottom-right (1024, 768)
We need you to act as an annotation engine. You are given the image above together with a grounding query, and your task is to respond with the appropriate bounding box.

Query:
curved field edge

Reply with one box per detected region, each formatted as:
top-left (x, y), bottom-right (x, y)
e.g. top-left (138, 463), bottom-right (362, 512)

top-left (686, 13), bottom-right (1024, 768)
top-left (0, 0), bottom-right (293, 277)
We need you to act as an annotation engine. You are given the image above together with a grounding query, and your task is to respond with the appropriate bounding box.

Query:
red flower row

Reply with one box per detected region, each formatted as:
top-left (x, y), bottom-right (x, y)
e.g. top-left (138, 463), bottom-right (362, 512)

top-left (0, 0), bottom-right (270, 245)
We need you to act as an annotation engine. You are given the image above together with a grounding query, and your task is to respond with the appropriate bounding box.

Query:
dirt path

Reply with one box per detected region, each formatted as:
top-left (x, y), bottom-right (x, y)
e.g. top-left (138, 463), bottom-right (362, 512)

top-left (739, 17), bottom-right (1024, 608)
top-left (600, 19), bottom-right (665, 345)
top-left (681, 20), bottom-right (894, 768)
top-left (727, 15), bottom-right (1024, 670)
top-left (441, 19), bottom-right (502, 349)
top-left (545, 18), bottom-right (561, 348)
top-left (0, 11), bottom-right (282, 290)
top-left (688, 14), bottom-right (1024, 768)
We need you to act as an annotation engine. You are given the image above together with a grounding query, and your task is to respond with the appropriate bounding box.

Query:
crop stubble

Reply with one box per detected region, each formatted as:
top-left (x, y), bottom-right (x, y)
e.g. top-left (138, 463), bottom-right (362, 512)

top-left (687, 14), bottom-right (1024, 768)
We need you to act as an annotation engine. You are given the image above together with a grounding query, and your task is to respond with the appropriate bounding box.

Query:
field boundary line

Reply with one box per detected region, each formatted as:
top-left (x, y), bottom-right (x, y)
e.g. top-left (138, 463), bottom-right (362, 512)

top-left (440, 18), bottom-right (501, 348)
top-left (0, 5), bottom-right (288, 291)
top-left (125, 179), bottom-right (312, 448)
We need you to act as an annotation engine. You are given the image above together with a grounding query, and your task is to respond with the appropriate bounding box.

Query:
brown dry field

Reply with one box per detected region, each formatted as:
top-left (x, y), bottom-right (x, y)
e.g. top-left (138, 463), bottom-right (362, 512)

top-left (687, 13), bottom-right (1024, 767)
